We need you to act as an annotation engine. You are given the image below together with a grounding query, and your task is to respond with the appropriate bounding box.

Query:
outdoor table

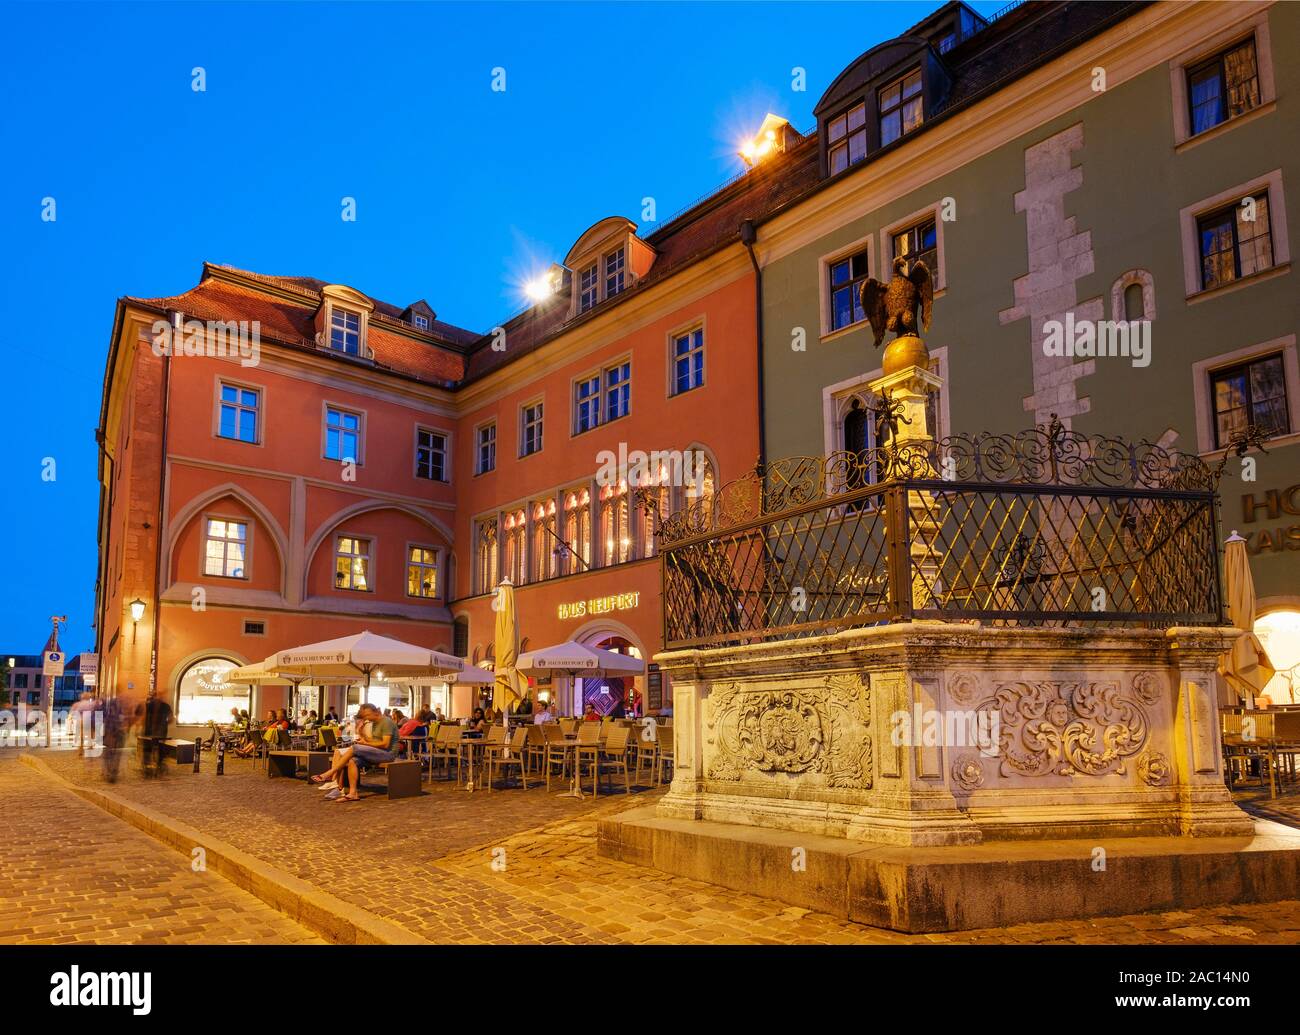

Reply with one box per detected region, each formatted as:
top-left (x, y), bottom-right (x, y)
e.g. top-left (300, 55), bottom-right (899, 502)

top-left (547, 737), bottom-right (600, 795)
top-left (458, 734), bottom-right (489, 787)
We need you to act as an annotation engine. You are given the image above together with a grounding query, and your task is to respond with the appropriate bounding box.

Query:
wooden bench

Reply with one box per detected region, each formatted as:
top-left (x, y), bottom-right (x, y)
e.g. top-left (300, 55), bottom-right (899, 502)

top-left (366, 759), bottom-right (421, 799)
top-left (268, 750), bottom-right (331, 780)
top-left (137, 736), bottom-right (194, 766)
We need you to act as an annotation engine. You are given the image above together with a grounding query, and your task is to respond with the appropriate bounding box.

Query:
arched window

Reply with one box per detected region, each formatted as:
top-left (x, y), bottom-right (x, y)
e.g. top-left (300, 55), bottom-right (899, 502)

top-left (1256, 610), bottom-right (1300, 705)
top-left (600, 481), bottom-right (632, 565)
top-left (532, 499), bottom-right (557, 581)
top-left (503, 509), bottom-right (526, 585)
top-left (474, 518), bottom-right (498, 595)
top-left (176, 657), bottom-right (246, 725)
top-left (642, 460), bottom-right (675, 558)
top-left (844, 397), bottom-right (871, 454)
top-left (563, 489), bottom-right (591, 573)
top-left (453, 617), bottom-right (470, 659)
top-left (1123, 283), bottom-right (1144, 321)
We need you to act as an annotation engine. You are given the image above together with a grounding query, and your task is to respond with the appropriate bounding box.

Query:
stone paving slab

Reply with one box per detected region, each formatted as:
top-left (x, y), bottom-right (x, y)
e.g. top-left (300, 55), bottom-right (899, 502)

top-left (22, 748), bottom-right (1300, 945)
top-left (0, 754), bottom-right (321, 945)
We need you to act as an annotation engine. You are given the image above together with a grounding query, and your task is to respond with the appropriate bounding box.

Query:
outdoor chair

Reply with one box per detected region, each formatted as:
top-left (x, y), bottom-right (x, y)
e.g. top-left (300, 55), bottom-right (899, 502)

top-left (559, 718), bottom-right (579, 736)
top-left (522, 724), bottom-right (546, 774)
top-left (542, 723), bottom-right (572, 790)
top-left (320, 726), bottom-right (339, 751)
top-left (430, 724), bottom-right (461, 781)
top-left (630, 721), bottom-right (658, 781)
top-left (593, 725), bottom-right (632, 794)
top-left (655, 723), bottom-right (674, 786)
top-left (486, 727), bottom-right (530, 791)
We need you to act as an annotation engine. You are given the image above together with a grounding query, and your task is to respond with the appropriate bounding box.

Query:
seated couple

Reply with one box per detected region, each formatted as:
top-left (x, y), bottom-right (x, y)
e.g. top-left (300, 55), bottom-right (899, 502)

top-left (310, 703), bottom-right (399, 802)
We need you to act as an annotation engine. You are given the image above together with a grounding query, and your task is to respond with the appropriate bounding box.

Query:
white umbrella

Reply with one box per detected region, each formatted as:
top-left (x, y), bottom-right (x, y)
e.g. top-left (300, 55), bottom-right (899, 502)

top-left (518, 641), bottom-right (646, 799)
top-left (269, 630), bottom-right (464, 687)
top-left (406, 664), bottom-right (495, 686)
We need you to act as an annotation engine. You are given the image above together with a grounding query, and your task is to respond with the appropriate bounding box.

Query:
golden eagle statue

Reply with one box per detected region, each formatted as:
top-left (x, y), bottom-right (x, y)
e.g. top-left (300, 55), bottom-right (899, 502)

top-left (858, 255), bottom-right (934, 348)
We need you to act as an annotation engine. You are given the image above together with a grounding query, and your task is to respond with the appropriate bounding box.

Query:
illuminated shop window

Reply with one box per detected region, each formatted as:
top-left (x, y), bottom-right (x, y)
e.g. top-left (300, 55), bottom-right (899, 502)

top-left (176, 657), bottom-right (246, 725)
top-left (1257, 610), bottom-right (1300, 705)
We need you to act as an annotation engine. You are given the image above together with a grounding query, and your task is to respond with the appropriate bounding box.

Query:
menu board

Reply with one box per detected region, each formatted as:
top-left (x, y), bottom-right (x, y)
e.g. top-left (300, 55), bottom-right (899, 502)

top-left (646, 664), bottom-right (663, 711)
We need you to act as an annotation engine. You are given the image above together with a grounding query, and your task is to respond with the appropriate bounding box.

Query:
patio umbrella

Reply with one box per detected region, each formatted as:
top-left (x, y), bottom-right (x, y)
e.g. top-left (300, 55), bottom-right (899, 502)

top-left (268, 630), bottom-right (464, 692)
top-left (493, 580), bottom-right (528, 761)
top-left (1218, 531), bottom-right (1275, 706)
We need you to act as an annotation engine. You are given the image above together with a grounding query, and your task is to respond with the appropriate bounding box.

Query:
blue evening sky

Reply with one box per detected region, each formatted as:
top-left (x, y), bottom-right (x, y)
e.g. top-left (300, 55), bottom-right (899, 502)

top-left (0, 0), bottom-right (998, 653)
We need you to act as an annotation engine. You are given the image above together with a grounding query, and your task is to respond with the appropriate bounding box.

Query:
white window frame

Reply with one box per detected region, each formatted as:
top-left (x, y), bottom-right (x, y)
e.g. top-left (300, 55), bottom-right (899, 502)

top-left (333, 534), bottom-right (373, 593)
top-left (475, 421), bottom-right (497, 475)
top-left (405, 542), bottom-right (441, 599)
top-left (519, 398), bottom-right (544, 458)
top-left (881, 201), bottom-right (947, 293)
top-left (668, 319), bottom-right (706, 397)
top-left (328, 306), bottom-right (363, 355)
top-left (1191, 335), bottom-right (1300, 456)
top-left (578, 263), bottom-right (599, 313)
top-left (412, 313), bottom-right (430, 330)
top-left (1169, 12), bottom-right (1277, 151)
top-left (201, 514), bottom-right (251, 580)
top-left (604, 247), bottom-right (626, 298)
top-left (820, 345), bottom-right (951, 463)
top-left (323, 403), bottom-right (366, 464)
top-left (214, 378), bottom-right (262, 445)
top-left (414, 425), bottom-right (450, 482)
top-left (1179, 169), bottom-right (1291, 301)
top-left (818, 232), bottom-right (874, 341)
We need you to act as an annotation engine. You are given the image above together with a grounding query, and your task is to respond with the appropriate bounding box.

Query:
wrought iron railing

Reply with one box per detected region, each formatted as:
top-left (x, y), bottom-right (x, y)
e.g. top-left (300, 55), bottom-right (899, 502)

top-left (660, 429), bottom-right (1222, 649)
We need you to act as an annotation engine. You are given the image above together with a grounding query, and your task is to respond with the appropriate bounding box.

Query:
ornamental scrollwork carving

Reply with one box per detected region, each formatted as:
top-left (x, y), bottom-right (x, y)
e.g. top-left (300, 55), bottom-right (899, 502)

top-left (974, 680), bottom-right (1151, 778)
top-left (951, 756), bottom-right (985, 792)
top-left (704, 673), bottom-right (872, 789)
top-left (1137, 750), bottom-right (1172, 787)
top-left (948, 672), bottom-right (980, 706)
top-left (1131, 670), bottom-right (1163, 706)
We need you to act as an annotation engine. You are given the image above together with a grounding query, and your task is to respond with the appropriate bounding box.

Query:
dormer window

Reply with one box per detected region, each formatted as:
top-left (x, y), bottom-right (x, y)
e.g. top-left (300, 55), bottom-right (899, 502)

top-left (879, 69), bottom-right (923, 146)
top-left (579, 263), bottom-right (599, 313)
top-left (412, 313), bottom-right (429, 330)
top-left (828, 102), bottom-right (868, 175)
top-left (330, 308), bottom-right (361, 355)
top-left (605, 248), bottom-right (626, 298)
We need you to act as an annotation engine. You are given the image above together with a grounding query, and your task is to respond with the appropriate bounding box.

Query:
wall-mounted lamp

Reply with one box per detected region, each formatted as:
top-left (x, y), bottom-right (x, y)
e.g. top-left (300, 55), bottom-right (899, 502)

top-left (129, 598), bottom-right (146, 643)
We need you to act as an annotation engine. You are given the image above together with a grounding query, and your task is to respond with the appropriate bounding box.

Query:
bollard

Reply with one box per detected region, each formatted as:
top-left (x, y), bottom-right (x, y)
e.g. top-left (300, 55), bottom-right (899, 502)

top-left (194, 738), bottom-right (202, 773)
top-left (216, 737), bottom-right (225, 776)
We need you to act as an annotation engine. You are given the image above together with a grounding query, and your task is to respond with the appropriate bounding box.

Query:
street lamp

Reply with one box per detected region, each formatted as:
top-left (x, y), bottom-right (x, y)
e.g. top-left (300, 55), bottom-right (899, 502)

top-left (129, 598), bottom-right (146, 643)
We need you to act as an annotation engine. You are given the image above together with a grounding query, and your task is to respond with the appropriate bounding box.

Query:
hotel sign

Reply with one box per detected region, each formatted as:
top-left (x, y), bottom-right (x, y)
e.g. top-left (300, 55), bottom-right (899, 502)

top-left (1241, 485), bottom-right (1300, 555)
top-left (558, 592), bottom-right (641, 621)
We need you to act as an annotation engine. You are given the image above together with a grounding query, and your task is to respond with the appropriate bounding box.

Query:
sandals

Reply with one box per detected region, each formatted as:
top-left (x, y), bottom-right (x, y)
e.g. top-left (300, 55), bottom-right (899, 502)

top-left (309, 773), bottom-right (332, 784)
top-left (328, 792), bottom-right (360, 803)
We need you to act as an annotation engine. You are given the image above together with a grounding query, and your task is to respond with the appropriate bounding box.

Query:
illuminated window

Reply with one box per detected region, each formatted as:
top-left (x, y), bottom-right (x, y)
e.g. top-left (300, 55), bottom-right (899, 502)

top-left (1198, 192), bottom-right (1274, 290)
top-left (503, 510), bottom-right (526, 585)
top-left (406, 545), bottom-right (438, 598)
top-left (204, 518), bottom-right (247, 578)
top-left (475, 518), bottom-right (498, 594)
top-left (218, 383), bottom-right (259, 443)
top-left (642, 462), bottom-right (674, 558)
top-left (532, 500), bottom-right (558, 581)
top-left (176, 657), bottom-right (247, 726)
top-left (563, 489), bottom-right (591, 574)
top-left (600, 481), bottom-right (632, 565)
top-left (329, 308), bottom-right (361, 355)
top-left (1257, 610), bottom-right (1300, 705)
top-left (827, 101), bottom-right (867, 175)
top-left (335, 536), bottom-right (371, 591)
top-left (879, 69), bottom-right (923, 147)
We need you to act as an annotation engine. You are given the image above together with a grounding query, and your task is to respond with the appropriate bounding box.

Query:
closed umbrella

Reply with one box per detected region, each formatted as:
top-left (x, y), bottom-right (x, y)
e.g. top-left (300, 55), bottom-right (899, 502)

top-left (490, 581), bottom-right (527, 782)
top-left (1219, 531), bottom-right (1275, 706)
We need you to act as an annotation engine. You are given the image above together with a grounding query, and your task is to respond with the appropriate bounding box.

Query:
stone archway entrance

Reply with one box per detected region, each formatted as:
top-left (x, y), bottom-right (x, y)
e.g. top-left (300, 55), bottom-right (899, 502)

top-left (573, 625), bottom-right (645, 717)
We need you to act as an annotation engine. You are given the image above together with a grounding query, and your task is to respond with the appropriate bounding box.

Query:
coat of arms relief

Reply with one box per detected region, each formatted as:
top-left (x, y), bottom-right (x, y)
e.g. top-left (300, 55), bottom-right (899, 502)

top-left (704, 674), bottom-right (873, 789)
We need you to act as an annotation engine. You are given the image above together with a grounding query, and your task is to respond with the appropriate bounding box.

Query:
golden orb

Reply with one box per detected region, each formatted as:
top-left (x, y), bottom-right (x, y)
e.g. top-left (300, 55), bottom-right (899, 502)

top-left (881, 334), bottom-right (930, 376)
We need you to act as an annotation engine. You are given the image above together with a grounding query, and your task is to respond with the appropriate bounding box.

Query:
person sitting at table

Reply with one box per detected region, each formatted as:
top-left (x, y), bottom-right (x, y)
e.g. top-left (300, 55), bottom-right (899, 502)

top-left (514, 694), bottom-right (534, 717)
top-left (305, 710), bottom-right (319, 729)
top-left (311, 702), bottom-right (398, 801)
top-left (466, 707), bottom-right (486, 734)
top-left (534, 700), bottom-right (554, 724)
top-left (583, 703), bottom-right (600, 722)
top-left (398, 709), bottom-right (433, 756)
top-left (325, 708), bottom-right (339, 723)
top-left (433, 706), bottom-right (445, 723)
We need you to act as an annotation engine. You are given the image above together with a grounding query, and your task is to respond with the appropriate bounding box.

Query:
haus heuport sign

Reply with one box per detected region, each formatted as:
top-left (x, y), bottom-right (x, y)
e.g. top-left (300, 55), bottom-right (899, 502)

top-left (558, 592), bottom-right (640, 621)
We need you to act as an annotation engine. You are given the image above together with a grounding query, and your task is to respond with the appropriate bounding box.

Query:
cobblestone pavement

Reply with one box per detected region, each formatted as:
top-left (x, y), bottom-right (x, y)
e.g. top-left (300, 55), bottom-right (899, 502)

top-left (21, 749), bottom-right (1300, 945)
top-left (0, 755), bottom-right (321, 945)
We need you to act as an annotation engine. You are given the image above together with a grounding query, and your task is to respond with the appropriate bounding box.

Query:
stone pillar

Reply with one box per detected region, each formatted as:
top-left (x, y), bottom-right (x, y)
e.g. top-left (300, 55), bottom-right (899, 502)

top-left (659, 660), bottom-right (705, 820)
top-left (868, 339), bottom-right (944, 613)
top-left (1167, 626), bottom-right (1256, 837)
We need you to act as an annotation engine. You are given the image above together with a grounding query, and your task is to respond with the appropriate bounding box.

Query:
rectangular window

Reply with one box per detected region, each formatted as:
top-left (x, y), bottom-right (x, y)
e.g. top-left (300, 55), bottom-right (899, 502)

top-left (829, 250), bottom-right (872, 331)
top-left (605, 362), bottom-right (630, 421)
top-left (1187, 38), bottom-right (1261, 136)
top-left (204, 518), bottom-right (247, 578)
top-left (827, 101), bottom-right (868, 175)
top-left (13, 673), bottom-right (27, 689)
top-left (879, 69), bottom-right (923, 147)
top-left (415, 427), bottom-right (448, 481)
top-left (412, 313), bottom-right (429, 330)
top-left (1211, 354), bottom-right (1289, 448)
top-left (521, 402), bottom-right (543, 456)
top-left (243, 620), bottom-right (266, 636)
top-left (218, 383), bottom-right (259, 443)
top-left (892, 218), bottom-right (939, 279)
top-left (335, 536), bottom-right (371, 591)
top-left (325, 407), bottom-right (361, 462)
top-left (329, 308), bottom-right (361, 355)
top-left (579, 264), bottom-right (599, 312)
top-left (575, 375), bottom-right (601, 434)
top-left (605, 248), bottom-right (626, 298)
top-left (1198, 192), bottom-right (1273, 290)
top-left (406, 545), bottom-right (439, 598)
top-left (476, 423), bottom-right (496, 474)
top-left (673, 328), bottom-right (705, 394)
